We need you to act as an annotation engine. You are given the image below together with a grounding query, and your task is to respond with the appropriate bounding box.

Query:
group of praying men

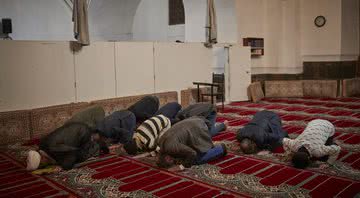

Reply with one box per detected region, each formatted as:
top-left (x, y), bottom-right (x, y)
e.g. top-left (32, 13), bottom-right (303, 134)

top-left (26, 95), bottom-right (341, 172)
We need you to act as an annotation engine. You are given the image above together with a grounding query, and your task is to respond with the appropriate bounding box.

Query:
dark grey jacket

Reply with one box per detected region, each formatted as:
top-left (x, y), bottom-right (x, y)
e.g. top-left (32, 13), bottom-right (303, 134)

top-left (39, 123), bottom-right (100, 170)
top-left (128, 96), bottom-right (159, 123)
top-left (158, 117), bottom-right (214, 167)
top-left (66, 105), bottom-right (105, 131)
top-left (175, 103), bottom-right (216, 122)
top-left (236, 110), bottom-right (288, 150)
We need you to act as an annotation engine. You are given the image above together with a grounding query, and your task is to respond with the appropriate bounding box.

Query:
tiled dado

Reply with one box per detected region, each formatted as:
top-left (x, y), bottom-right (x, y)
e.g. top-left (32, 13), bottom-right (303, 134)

top-left (251, 61), bottom-right (358, 82)
top-left (303, 61), bottom-right (357, 80)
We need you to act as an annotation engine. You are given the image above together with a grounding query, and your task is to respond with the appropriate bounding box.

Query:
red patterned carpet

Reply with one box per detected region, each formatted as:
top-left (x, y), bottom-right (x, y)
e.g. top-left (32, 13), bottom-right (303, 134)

top-left (1, 97), bottom-right (360, 197)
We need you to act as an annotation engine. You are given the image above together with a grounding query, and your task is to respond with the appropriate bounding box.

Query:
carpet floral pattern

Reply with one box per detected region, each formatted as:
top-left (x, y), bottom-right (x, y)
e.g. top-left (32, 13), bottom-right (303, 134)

top-left (1, 97), bottom-right (360, 197)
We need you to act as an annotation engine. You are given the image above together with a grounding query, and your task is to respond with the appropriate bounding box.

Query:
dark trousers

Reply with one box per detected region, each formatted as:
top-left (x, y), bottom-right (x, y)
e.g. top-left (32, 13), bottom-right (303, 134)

top-left (155, 102), bottom-right (182, 124)
top-left (207, 111), bottom-right (225, 137)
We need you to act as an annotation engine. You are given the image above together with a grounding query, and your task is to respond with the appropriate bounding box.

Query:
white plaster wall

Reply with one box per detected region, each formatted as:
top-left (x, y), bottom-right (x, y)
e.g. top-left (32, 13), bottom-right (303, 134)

top-left (167, 25), bottom-right (185, 42)
top-left (132, 0), bottom-right (185, 42)
top-left (183, 0), bottom-right (207, 42)
top-left (132, 0), bottom-right (168, 41)
top-left (300, 0), bottom-right (342, 58)
top-left (89, 0), bottom-right (140, 41)
top-left (236, 0), bottom-right (264, 39)
top-left (279, 0), bottom-right (302, 72)
top-left (236, 0), bottom-right (302, 74)
top-left (236, 0), bottom-right (265, 70)
top-left (0, 0), bottom-right (140, 41)
top-left (0, 0), bottom-right (73, 40)
top-left (263, 0), bottom-right (282, 70)
top-left (214, 0), bottom-right (238, 43)
top-left (341, 0), bottom-right (359, 56)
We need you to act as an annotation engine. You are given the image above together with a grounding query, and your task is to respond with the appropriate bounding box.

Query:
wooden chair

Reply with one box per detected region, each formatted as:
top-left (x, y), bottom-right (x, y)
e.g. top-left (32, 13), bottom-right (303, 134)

top-left (193, 73), bottom-right (225, 109)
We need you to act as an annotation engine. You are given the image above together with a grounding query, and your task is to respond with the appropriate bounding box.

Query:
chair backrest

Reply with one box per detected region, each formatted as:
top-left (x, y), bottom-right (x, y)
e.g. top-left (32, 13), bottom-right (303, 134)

top-left (213, 73), bottom-right (225, 93)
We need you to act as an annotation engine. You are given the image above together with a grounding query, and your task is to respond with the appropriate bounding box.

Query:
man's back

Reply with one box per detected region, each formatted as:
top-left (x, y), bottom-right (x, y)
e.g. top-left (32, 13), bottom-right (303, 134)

top-left (159, 117), bottom-right (213, 156)
top-left (176, 103), bottom-right (216, 120)
top-left (128, 96), bottom-right (159, 122)
top-left (66, 105), bottom-right (105, 130)
top-left (237, 110), bottom-right (285, 150)
top-left (283, 119), bottom-right (336, 155)
top-left (134, 114), bottom-right (171, 150)
top-left (40, 122), bottom-right (91, 152)
top-left (96, 110), bottom-right (135, 139)
top-left (39, 122), bottom-right (100, 170)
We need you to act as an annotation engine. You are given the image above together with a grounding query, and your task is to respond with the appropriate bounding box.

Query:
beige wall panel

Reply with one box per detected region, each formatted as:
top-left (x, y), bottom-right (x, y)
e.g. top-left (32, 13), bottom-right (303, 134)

top-left (115, 42), bottom-right (155, 97)
top-left (75, 42), bottom-right (116, 102)
top-left (154, 42), bottom-right (212, 96)
top-left (0, 41), bottom-right (75, 111)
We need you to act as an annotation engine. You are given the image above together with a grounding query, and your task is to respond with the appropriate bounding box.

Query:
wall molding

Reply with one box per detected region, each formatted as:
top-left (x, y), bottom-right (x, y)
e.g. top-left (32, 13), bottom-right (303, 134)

top-left (302, 54), bottom-right (359, 62)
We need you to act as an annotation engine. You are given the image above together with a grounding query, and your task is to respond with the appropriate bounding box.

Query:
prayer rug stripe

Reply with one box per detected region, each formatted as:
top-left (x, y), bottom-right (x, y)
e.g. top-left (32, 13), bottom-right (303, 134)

top-left (142, 177), bottom-right (181, 192)
top-left (301, 175), bottom-right (329, 190)
top-left (310, 178), bottom-right (352, 197)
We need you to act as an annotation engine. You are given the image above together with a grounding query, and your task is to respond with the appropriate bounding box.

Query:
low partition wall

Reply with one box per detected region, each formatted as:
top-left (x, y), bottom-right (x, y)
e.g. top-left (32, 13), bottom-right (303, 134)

top-left (264, 80), bottom-right (338, 98)
top-left (247, 80), bottom-right (340, 102)
top-left (342, 78), bottom-right (360, 97)
top-left (0, 91), bottom-right (177, 145)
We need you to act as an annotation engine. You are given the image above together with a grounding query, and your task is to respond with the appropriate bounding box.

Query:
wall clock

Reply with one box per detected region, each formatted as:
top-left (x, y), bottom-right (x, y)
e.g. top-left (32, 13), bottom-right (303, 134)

top-left (314, 15), bottom-right (326, 27)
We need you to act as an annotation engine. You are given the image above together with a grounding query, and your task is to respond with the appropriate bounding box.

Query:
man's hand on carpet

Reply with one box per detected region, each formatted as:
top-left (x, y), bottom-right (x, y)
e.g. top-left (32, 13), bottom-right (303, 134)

top-left (109, 144), bottom-right (123, 154)
top-left (319, 163), bottom-right (330, 169)
top-left (168, 165), bottom-right (185, 172)
top-left (257, 150), bottom-right (270, 156)
top-left (133, 152), bottom-right (151, 159)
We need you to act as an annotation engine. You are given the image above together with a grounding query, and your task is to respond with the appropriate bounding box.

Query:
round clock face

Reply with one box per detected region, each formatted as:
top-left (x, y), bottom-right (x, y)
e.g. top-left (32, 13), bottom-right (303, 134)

top-left (314, 16), bottom-right (326, 27)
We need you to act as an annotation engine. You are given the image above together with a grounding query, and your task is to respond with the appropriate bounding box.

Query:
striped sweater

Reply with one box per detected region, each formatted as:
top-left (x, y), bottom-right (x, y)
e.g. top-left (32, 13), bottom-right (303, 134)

top-left (133, 115), bottom-right (171, 151)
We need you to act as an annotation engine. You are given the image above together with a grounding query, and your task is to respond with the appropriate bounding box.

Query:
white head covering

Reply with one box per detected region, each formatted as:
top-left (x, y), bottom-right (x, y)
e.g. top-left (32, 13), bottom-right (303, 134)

top-left (26, 150), bottom-right (41, 171)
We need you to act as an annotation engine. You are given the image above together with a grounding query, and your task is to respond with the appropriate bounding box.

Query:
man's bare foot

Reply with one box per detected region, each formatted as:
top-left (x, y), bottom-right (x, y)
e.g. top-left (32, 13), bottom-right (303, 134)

top-left (257, 150), bottom-right (270, 156)
top-left (224, 120), bottom-right (229, 130)
top-left (168, 165), bottom-right (185, 172)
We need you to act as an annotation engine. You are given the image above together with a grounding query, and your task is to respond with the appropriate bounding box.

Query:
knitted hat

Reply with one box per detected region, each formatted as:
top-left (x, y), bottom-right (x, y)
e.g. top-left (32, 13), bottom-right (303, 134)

top-left (26, 150), bottom-right (41, 171)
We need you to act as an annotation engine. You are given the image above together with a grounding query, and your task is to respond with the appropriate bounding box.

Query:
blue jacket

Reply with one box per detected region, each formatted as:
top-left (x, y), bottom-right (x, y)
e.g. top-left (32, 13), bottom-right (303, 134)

top-left (236, 111), bottom-right (288, 150)
top-left (96, 110), bottom-right (136, 144)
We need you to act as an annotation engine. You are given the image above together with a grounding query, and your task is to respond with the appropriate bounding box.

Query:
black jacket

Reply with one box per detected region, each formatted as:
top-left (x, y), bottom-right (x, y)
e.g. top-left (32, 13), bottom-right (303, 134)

top-left (236, 111), bottom-right (288, 150)
top-left (128, 96), bottom-right (159, 123)
top-left (39, 123), bottom-right (100, 170)
top-left (96, 110), bottom-right (136, 144)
